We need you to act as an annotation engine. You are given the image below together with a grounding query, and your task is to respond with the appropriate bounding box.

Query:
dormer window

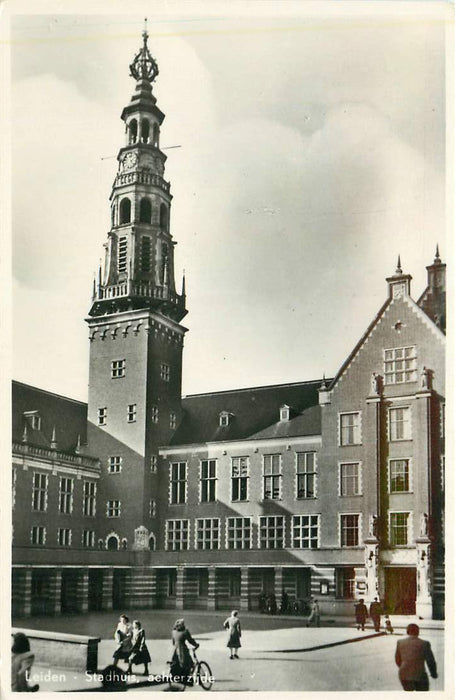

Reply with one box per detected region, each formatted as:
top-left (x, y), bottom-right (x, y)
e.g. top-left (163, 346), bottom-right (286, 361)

top-left (24, 411), bottom-right (41, 431)
top-left (219, 411), bottom-right (232, 428)
top-left (280, 405), bottom-right (290, 421)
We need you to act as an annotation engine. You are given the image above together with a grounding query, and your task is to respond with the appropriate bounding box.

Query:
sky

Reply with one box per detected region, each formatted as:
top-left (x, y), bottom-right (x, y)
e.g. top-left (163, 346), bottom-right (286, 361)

top-left (10, 2), bottom-right (447, 403)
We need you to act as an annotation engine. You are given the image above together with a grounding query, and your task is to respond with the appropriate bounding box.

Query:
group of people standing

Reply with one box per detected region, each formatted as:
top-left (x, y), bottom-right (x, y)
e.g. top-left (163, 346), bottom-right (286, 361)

top-left (113, 615), bottom-right (152, 675)
top-left (354, 596), bottom-right (393, 633)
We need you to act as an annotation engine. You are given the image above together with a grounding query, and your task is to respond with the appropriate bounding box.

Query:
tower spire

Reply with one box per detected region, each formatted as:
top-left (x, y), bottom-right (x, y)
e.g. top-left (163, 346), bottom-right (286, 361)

top-left (396, 255), bottom-right (402, 275)
top-left (434, 244), bottom-right (441, 264)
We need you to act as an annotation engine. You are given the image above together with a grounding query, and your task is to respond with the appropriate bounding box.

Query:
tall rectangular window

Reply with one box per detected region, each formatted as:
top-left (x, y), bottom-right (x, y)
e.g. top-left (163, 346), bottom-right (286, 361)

top-left (118, 236), bottom-right (127, 273)
top-left (340, 463), bottom-right (361, 496)
top-left (31, 526), bottom-right (46, 545)
top-left (32, 473), bottom-right (48, 512)
top-left (339, 412), bottom-right (361, 445)
top-left (82, 530), bottom-right (96, 548)
top-left (296, 452), bottom-right (316, 498)
top-left (59, 477), bottom-right (74, 513)
top-left (259, 515), bottom-right (285, 549)
top-left (390, 512), bottom-right (409, 546)
top-left (263, 454), bottom-right (281, 500)
top-left (150, 455), bottom-right (158, 472)
top-left (98, 407), bottom-right (107, 426)
top-left (389, 459), bottom-right (410, 492)
top-left (166, 520), bottom-right (189, 551)
top-left (58, 528), bottom-right (72, 546)
top-left (108, 456), bottom-right (122, 473)
top-left (389, 407), bottom-right (411, 441)
top-left (292, 515), bottom-right (319, 548)
top-left (160, 363), bottom-right (170, 381)
top-left (200, 460), bottom-right (217, 502)
top-left (231, 457), bottom-right (249, 501)
top-left (384, 346), bottom-right (417, 384)
top-left (83, 481), bottom-right (97, 516)
top-left (151, 406), bottom-right (159, 423)
top-left (196, 518), bottom-right (220, 550)
top-left (111, 359), bottom-right (125, 378)
top-left (170, 462), bottom-right (187, 504)
top-left (226, 517), bottom-right (251, 549)
top-left (107, 500), bottom-right (121, 517)
top-left (149, 499), bottom-right (156, 518)
top-left (170, 412), bottom-right (177, 429)
top-left (127, 404), bottom-right (136, 422)
top-left (340, 514), bottom-right (360, 547)
top-left (336, 567), bottom-right (355, 598)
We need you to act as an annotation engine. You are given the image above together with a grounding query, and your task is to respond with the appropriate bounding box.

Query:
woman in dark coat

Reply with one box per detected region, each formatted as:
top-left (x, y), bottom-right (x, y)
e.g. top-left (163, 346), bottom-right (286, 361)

top-left (223, 610), bottom-right (242, 659)
top-left (113, 614), bottom-right (133, 666)
top-left (127, 620), bottom-right (151, 676)
top-left (170, 619), bottom-right (199, 681)
top-left (354, 599), bottom-right (368, 631)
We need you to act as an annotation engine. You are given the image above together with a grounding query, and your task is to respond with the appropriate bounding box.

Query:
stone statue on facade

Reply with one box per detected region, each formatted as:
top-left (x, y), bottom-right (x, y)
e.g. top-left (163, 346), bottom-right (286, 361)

top-left (420, 512), bottom-right (429, 537)
top-left (368, 514), bottom-right (378, 538)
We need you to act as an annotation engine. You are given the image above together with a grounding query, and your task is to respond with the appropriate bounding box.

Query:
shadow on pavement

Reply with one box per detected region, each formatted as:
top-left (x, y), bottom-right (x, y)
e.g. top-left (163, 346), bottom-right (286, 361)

top-left (269, 631), bottom-right (386, 653)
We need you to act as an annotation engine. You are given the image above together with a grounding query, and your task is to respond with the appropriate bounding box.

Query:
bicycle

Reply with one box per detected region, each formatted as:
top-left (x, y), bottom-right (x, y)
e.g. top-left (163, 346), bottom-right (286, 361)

top-left (168, 648), bottom-right (213, 692)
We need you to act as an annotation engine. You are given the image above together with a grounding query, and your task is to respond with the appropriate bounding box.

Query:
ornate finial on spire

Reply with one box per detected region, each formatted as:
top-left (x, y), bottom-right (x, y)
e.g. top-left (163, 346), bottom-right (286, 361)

top-left (396, 255), bottom-right (402, 275)
top-left (129, 22), bottom-right (159, 83)
top-left (434, 244), bottom-right (441, 264)
top-left (98, 260), bottom-right (102, 286)
top-left (92, 275), bottom-right (96, 301)
top-left (50, 426), bottom-right (58, 450)
top-left (181, 269), bottom-right (186, 297)
top-left (320, 373), bottom-right (328, 389)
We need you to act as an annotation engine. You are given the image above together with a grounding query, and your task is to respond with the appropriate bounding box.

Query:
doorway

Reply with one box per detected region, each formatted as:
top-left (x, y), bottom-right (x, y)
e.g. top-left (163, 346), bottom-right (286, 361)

top-left (384, 567), bottom-right (416, 614)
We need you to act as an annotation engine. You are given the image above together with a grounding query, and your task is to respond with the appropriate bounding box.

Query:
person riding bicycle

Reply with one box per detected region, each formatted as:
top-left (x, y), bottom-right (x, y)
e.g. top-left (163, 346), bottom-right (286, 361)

top-left (170, 618), bottom-right (199, 684)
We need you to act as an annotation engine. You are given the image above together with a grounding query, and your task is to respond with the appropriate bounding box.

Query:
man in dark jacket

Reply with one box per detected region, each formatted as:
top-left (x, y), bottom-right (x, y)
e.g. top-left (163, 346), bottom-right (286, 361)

top-left (395, 624), bottom-right (437, 691)
top-left (354, 599), bottom-right (368, 631)
top-left (369, 597), bottom-right (382, 632)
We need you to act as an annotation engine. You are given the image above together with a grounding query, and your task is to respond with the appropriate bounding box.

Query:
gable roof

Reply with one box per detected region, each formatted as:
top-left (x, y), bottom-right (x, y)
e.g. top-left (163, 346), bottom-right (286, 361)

top-left (170, 379), bottom-right (324, 446)
top-left (248, 404), bottom-right (321, 440)
top-left (12, 381), bottom-right (88, 453)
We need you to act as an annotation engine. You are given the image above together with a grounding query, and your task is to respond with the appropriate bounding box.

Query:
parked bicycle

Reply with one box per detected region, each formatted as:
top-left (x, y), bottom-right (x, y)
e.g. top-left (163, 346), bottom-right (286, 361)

top-left (168, 648), bottom-right (213, 691)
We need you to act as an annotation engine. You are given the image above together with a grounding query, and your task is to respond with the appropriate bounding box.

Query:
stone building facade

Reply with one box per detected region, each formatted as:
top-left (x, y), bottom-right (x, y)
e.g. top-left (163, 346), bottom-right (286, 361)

top-left (12, 30), bottom-right (445, 620)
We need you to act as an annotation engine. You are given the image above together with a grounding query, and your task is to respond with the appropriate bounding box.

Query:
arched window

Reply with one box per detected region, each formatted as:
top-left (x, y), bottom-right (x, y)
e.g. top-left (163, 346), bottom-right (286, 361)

top-left (129, 119), bottom-right (138, 144)
top-left (153, 124), bottom-right (159, 147)
top-left (121, 538), bottom-right (128, 550)
top-left (160, 203), bottom-right (168, 231)
top-left (120, 198), bottom-right (131, 224)
top-left (107, 535), bottom-right (119, 551)
top-left (141, 119), bottom-right (150, 144)
top-left (139, 198), bottom-right (152, 224)
top-left (148, 534), bottom-right (156, 551)
top-left (98, 539), bottom-right (104, 550)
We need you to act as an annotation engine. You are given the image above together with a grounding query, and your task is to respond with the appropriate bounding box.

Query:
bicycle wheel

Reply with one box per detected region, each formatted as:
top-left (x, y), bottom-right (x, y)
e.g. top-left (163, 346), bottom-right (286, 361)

top-left (196, 661), bottom-right (213, 691)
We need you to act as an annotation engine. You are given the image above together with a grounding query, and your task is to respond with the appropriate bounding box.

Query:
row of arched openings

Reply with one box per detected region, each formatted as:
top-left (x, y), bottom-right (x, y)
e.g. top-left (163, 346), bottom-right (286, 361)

top-left (128, 118), bottom-right (159, 147)
top-left (102, 533), bottom-right (156, 551)
top-left (117, 197), bottom-right (168, 229)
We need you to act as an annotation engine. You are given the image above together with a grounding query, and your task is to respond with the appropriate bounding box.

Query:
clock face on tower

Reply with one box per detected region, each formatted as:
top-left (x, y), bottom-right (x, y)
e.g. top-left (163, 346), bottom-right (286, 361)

top-left (122, 152), bottom-right (138, 170)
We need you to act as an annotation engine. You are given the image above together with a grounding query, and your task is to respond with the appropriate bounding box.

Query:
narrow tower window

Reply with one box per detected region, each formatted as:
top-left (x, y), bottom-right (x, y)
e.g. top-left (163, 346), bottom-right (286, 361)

top-left (153, 123), bottom-right (159, 147)
top-left (141, 118), bottom-right (150, 143)
top-left (128, 119), bottom-right (138, 144)
top-left (119, 198), bottom-right (131, 225)
top-left (118, 237), bottom-right (127, 273)
top-left (160, 203), bottom-right (168, 231)
top-left (140, 198), bottom-right (152, 224)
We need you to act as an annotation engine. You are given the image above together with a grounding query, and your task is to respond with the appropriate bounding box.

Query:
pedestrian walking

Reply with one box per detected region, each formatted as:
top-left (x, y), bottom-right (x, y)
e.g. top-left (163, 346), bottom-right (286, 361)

top-left (384, 615), bottom-right (394, 634)
top-left (395, 623), bottom-right (437, 691)
top-left (11, 632), bottom-right (39, 692)
top-left (268, 593), bottom-right (277, 615)
top-left (113, 614), bottom-right (133, 667)
top-left (258, 592), bottom-right (266, 614)
top-left (127, 620), bottom-right (151, 676)
top-left (369, 597), bottom-right (382, 632)
top-left (307, 598), bottom-right (320, 627)
top-left (280, 590), bottom-right (289, 615)
top-left (354, 598), bottom-right (368, 631)
top-left (223, 610), bottom-right (242, 659)
top-left (170, 619), bottom-right (199, 684)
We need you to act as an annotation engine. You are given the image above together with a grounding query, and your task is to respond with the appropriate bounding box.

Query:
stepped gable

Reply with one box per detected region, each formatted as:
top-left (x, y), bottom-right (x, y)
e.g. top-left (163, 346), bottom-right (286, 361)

top-left (170, 379), bottom-right (324, 445)
top-left (12, 381), bottom-right (88, 452)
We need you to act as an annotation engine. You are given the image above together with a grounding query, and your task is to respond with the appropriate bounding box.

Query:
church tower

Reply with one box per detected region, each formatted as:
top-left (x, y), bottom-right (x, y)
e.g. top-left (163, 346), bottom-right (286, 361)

top-left (86, 27), bottom-right (187, 551)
